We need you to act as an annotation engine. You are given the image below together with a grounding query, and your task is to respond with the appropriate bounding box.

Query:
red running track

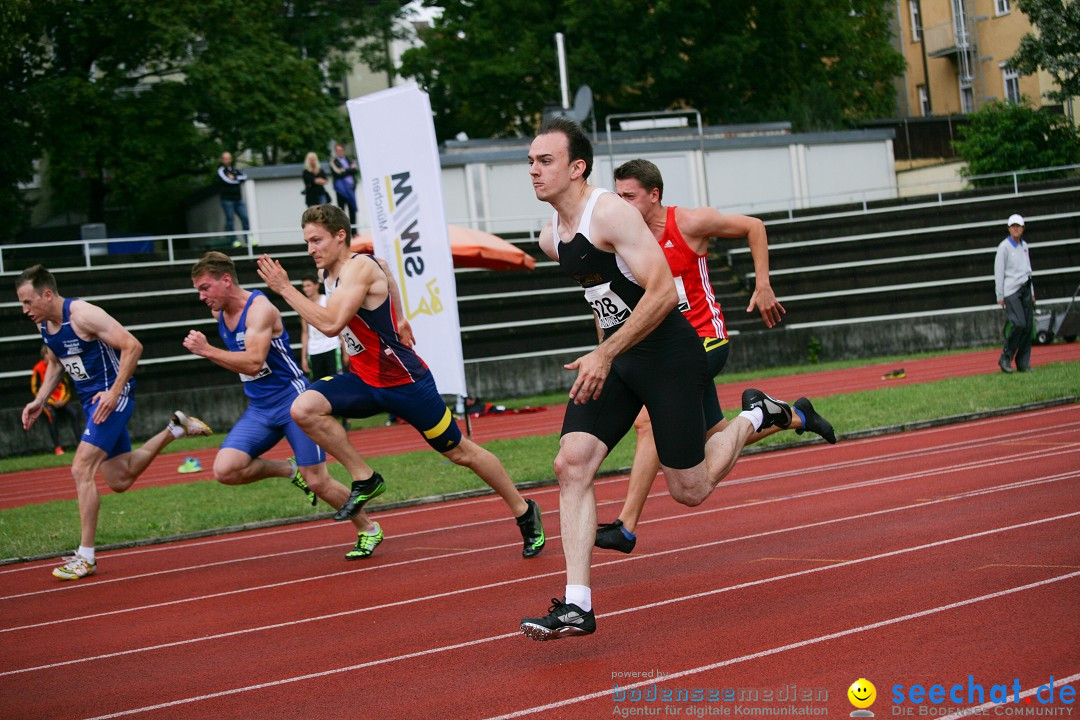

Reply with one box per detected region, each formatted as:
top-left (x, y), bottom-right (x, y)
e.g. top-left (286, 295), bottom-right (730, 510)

top-left (2, 344), bottom-right (1078, 510)
top-left (1, 404), bottom-right (1077, 719)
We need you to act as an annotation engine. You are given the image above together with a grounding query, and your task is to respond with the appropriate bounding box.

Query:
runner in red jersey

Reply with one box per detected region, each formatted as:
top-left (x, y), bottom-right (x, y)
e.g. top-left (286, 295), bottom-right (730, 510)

top-left (256, 204), bottom-right (547, 560)
top-left (595, 158), bottom-right (838, 555)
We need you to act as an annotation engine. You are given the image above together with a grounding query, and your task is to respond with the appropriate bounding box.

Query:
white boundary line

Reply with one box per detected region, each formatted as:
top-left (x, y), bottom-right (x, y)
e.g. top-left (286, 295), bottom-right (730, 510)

top-left (3, 471), bottom-right (1078, 674)
top-left (2, 406), bottom-right (1074, 574)
top-left (2, 433), bottom-right (1076, 609)
top-left (74, 563), bottom-right (1080, 719)
top-left (482, 582), bottom-right (1080, 720)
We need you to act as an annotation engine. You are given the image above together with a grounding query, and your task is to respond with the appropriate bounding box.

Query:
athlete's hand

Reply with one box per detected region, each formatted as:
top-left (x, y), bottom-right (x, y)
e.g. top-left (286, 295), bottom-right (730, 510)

top-left (183, 329), bottom-right (211, 357)
top-left (396, 318), bottom-right (416, 348)
top-left (90, 387), bottom-right (120, 424)
top-left (256, 255), bottom-right (291, 295)
top-left (565, 348), bottom-right (612, 404)
top-left (21, 399), bottom-right (44, 431)
top-left (747, 284), bottom-right (785, 328)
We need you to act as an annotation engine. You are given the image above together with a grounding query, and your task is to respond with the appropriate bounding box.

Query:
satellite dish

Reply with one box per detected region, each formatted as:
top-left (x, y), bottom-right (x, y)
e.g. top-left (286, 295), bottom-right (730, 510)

top-left (565, 85), bottom-right (593, 123)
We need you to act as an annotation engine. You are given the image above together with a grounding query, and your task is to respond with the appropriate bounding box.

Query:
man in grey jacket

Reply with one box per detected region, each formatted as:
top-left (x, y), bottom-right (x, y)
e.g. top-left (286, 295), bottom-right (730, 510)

top-left (994, 214), bottom-right (1034, 373)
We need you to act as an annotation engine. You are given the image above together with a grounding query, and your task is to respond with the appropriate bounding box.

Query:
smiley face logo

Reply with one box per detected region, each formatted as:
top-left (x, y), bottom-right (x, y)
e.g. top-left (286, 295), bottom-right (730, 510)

top-left (848, 679), bottom-right (877, 709)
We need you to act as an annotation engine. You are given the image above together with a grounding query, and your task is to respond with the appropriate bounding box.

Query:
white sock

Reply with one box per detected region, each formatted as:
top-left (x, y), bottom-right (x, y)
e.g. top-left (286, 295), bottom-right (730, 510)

top-left (565, 584), bottom-right (592, 612)
top-left (288, 458), bottom-right (298, 478)
top-left (739, 408), bottom-right (764, 432)
top-left (167, 422), bottom-right (185, 439)
top-left (78, 545), bottom-right (95, 563)
top-left (362, 522), bottom-right (381, 536)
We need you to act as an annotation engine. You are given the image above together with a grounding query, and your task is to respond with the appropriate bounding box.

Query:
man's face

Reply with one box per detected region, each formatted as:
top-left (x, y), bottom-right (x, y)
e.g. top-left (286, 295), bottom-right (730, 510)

top-left (193, 273), bottom-right (229, 312)
top-left (528, 131), bottom-right (578, 202)
top-left (17, 283), bottom-right (52, 325)
top-left (614, 177), bottom-right (658, 219)
top-left (1009, 223), bottom-right (1024, 240)
top-left (335, 145), bottom-right (345, 157)
top-left (303, 223), bottom-right (345, 269)
top-left (301, 279), bottom-right (319, 298)
top-left (221, 152), bottom-right (233, 166)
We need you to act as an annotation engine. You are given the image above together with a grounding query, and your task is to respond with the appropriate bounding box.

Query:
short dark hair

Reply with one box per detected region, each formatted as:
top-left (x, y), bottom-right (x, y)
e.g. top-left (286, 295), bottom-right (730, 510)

top-left (16, 264), bottom-right (58, 295)
top-left (614, 158), bottom-right (664, 201)
top-left (537, 116), bottom-right (593, 180)
top-left (301, 274), bottom-right (319, 285)
top-left (191, 251), bottom-right (237, 282)
top-left (302, 203), bottom-right (352, 239)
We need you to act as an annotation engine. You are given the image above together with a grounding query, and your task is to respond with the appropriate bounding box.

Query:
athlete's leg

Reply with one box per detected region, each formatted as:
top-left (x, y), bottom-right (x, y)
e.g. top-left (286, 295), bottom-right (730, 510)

top-left (615, 408), bottom-right (660, 533)
top-left (291, 387), bottom-right (376, 482)
top-left (553, 431), bottom-right (608, 588)
top-left (212, 448), bottom-right (294, 485)
top-left (282, 417), bottom-right (377, 534)
top-left (98, 426), bottom-right (180, 492)
top-left (442, 438), bottom-right (528, 517)
top-left (69, 441), bottom-right (110, 548)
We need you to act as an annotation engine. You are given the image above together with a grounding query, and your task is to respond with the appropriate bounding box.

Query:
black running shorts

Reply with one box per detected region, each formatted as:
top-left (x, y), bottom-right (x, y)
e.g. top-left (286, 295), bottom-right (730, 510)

top-left (561, 312), bottom-right (707, 469)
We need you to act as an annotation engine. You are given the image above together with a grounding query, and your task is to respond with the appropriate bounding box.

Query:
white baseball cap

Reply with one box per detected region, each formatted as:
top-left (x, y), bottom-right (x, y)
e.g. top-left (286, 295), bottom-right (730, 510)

top-left (1008, 214), bottom-right (1025, 227)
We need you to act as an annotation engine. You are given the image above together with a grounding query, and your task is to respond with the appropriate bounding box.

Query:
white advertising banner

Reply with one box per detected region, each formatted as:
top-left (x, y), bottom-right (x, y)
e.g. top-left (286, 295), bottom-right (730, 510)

top-left (346, 84), bottom-right (467, 397)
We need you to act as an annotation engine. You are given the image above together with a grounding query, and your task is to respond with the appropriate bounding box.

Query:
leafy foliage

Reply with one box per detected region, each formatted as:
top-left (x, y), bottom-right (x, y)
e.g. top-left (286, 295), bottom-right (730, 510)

top-left (952, 99), bottom-right (1080, 181)
top-left (1009, 0), bottom-right (1080, 103)
top-left (399, 0), bottom-right (906, 142)
top-left (1, 0), bottom-right (408, 237)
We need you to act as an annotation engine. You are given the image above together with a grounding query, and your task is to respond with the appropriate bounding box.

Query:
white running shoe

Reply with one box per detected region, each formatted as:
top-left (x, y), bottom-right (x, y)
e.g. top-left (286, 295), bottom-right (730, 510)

top-left (53, 553), bottom-right (96, 581)
top-left (169, 411), bottom-right (212, 437)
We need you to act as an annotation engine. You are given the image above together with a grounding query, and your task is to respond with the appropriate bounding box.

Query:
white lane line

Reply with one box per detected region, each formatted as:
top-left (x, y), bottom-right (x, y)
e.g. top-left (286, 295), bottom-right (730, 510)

top-left (4, 427), bottom-right (1075, 599)
top-left (75, 569), bottom-right (1080, 719)
top-left (4, 473), bottom-right (1077, 675)
top-left (3, 413), bottom-right (1074, 575)
top-left (482, 575), bottom-right (1080, 720)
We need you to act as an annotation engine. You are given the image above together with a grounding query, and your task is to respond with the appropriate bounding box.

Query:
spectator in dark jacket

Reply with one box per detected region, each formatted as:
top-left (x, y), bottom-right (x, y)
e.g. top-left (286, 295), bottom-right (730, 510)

top-left (217, 151), bottom-right (250, 246)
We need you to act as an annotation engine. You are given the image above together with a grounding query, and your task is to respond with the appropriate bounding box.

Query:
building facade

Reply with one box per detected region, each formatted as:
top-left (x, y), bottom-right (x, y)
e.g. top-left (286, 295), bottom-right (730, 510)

top-left (895, 0), bottom-right (1071, 117)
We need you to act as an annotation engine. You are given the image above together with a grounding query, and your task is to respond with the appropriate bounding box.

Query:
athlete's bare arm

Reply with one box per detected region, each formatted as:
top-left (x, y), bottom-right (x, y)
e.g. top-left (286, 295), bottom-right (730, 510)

top-left (257, 254), bottom-right (386, 337)
top-left (69, 300), bottom-right (142, 423)
top-left (675, 207), bottom-right (784, 328)
top-left (22, 346), bottom-right (64, 430)
top-left (183, 295), bottom-right (278, 376)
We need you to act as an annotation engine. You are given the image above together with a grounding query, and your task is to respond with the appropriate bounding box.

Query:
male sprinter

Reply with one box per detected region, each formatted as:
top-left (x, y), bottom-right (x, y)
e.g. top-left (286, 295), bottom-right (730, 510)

top-left (594, 158), bottom-right (837, 553)
top-left (256, 204), bottom-right (546, 559)
top-left (18, 264), bottom-right (211, 580)
top-left (518, 118), bottom-right (816, 640)
top-left (185, 252), bottom-right (383, 559)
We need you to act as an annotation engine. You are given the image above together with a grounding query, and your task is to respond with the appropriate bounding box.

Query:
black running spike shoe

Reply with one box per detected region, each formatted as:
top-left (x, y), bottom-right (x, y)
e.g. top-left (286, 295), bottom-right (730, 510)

top-left (741, 388), bottom-right (793, 430)
top-left (520, 598), bottom-right (596, 641)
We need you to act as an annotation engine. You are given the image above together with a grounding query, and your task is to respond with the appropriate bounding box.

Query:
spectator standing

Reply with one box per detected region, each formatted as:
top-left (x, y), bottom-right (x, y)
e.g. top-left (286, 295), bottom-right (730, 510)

top-left (299, 274), bottom-right (339, 379)
top-left (302, 153), bottom-right (331, 208)
top-left (329, 143), bottom-right (359, 230)
top-left (30, 344), bottom-right (83, 454)
top-left (217, 151), bottom-right (250, 247)
top-left (995, 213), bottom-right (1035, 373)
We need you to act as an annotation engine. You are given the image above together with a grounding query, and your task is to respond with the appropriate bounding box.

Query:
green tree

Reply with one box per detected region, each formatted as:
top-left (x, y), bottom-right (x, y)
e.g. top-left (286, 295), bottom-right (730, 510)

top-left (399, 0), bottom-right (906, 142)
top-left (1009, 0), bottom-right (1080, 103)
top-left (1, 0), bottom-right (408, 238)
top-left (952, 99), bottom-right (1080, 181)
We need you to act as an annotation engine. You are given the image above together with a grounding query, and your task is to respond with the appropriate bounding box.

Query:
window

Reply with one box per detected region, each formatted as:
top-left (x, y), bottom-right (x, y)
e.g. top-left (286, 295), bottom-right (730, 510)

top-left (959, 78), bottom-right (975, 113)
top-left (995, 0), bottom-right (1010, 15)
top-left (918, 85), bottom-right (930, 116)
top-left (909, 0), bottom-right (921, 41)
top-left (1002, 65), bottom-right (1020, 103)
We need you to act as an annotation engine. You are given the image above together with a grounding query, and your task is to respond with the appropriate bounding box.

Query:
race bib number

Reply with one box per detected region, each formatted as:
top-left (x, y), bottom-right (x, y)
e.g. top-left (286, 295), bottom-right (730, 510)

top-left (584, 282), bottom-right (632, 330)
top-left (340, 326), bottom-right (366, 356)
top-left (60, 354), bottom-right (90, 382)
top-left (239, 362), bottom-right (272, 382)
top-left (673, 276), bottom-right (690, 313)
